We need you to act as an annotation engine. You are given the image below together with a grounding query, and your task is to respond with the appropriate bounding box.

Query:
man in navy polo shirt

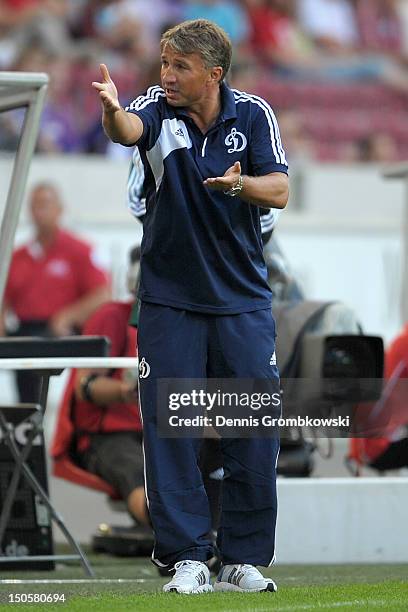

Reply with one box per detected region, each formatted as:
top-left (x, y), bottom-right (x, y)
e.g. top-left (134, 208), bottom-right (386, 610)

top-left (93, 19), bottom-right (289, 594)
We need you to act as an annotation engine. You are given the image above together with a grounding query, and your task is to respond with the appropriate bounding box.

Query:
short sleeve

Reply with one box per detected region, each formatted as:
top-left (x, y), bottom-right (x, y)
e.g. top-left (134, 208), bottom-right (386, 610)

top-left (249, 99), bottom-right (288, 176)
top-left (125, 86), bottom-right (165, 149)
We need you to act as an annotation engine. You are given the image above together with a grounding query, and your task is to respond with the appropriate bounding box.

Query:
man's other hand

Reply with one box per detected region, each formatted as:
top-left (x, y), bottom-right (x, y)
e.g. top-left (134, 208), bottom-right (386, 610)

top-left (203, 161), bottom-right (241, 192)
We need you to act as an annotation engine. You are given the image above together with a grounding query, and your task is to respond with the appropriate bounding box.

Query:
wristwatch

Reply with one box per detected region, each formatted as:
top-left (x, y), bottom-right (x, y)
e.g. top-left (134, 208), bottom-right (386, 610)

top-left (224, 174), bottom-right (243, 197)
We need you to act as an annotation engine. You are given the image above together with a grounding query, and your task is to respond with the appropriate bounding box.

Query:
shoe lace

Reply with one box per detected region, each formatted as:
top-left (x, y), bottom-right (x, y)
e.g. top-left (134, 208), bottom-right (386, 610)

top-left (173, 560), bottom-right (205, 579)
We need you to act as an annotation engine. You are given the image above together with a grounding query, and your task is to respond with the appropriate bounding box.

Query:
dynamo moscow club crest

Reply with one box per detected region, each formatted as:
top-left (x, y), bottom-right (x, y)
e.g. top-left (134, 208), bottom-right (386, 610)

top-left (139, 357), bottom-right (150, 379)
top-left (225, 127), bottom-right (247, 153)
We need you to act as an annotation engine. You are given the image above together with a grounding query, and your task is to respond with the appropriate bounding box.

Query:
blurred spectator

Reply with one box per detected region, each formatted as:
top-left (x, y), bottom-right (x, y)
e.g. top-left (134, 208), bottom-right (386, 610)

top-left (297, 0), bottom-right (359, 52)
top-left (89, 0), bottom-right (149, 63)
top-left (0, 0), bottom-right (43, 67)
top-left (70, 298), bottom-right (149, 526)
top-left (50, 245), bottom-right (149, 527)
top-left (295, 0), bottom-right (408, 88)
top-left (0, 2), bottom-right (84, 152)
top-left (0, 0), bottom-right (71, 68)
top-left (87, 0), bottom-right (181, 62)
top-left (229, 58), bottom-right (263, 92)
top-left (38, 54), bottom-right (83, 153)
top-left (276, 109), bottom-right (316, 162)
top-left (1, 0), bottom-right (408, 162)
top-left (5, 37), bottom-right (140, 153)
top-left (245, 0), bottom-right (322, 73)
top-left (10, 44), bottom-right (83, 153)
top-left (355, 132), bottom-right (398, 162)
top-left (0, 182), bottom-right (110, 402)
top-left (398, 0), bottom-right (408, 55)
top-left (245, 0), bottom-right (408, 89)
top-left (183, 0), bottom-right (250, 48)
top-left (356, 0), bottom-right (404, 57)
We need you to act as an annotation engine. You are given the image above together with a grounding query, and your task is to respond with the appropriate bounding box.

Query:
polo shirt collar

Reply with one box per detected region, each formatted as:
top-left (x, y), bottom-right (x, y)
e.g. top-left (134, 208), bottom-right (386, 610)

top-left (174, 81), bottom-right (237, 124)
top-left (220, 81), bottom-right (237, 121)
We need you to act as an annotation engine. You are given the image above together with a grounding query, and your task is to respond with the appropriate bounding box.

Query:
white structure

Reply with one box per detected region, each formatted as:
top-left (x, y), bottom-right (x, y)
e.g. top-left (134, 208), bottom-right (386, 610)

top-left (276, 478), bottom-right (408, 563)
top-left (0, 72), bottom-right (48, 307)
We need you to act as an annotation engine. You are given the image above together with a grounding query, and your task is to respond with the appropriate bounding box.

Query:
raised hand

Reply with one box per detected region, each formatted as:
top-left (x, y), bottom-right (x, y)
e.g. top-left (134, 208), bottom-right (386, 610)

top-left (92, 64), bottom-right (121, 113)
top-left (203, 161), bottom-right (241, 192)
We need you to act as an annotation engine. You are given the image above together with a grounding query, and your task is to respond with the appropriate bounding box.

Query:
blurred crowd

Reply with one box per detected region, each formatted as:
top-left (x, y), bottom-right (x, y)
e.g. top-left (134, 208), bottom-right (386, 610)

top-left (1, 0), bottom-right (408, 162)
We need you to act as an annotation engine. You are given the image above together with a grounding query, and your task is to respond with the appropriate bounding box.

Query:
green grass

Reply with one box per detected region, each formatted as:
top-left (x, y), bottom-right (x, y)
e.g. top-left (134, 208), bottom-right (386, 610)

top-left (0, 552), bottom-right (407, 611)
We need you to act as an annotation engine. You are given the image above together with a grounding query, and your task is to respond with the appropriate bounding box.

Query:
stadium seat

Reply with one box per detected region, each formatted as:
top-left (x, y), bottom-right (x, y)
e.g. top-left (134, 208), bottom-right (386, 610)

top-left (51, 372), bottom-right (122, 501)
top-left (261, 77), bottom-right (408, 161)
top-left (51, 377), bottom-right (158, 556)
top-left (53, 455), bottom-right (120, 500)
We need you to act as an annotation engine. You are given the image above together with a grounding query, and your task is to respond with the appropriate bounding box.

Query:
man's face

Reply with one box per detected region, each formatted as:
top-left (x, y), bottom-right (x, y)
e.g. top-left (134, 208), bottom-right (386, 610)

top-left (30, 186), bottom-right (62, 234)
top-left (160, 45), bottom-right (215, 107)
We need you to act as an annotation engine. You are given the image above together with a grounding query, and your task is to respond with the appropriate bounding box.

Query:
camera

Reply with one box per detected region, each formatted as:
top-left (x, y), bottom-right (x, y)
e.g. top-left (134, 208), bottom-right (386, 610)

top-left (299, 334), bottom-right (384, 403)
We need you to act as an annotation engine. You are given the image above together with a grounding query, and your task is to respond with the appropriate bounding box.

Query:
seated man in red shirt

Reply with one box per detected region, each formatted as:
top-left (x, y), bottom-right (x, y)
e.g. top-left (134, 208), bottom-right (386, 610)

top-left (69, 296), bottom-right (148, 525)
top-left (1, 182), bottom-right (110, 402)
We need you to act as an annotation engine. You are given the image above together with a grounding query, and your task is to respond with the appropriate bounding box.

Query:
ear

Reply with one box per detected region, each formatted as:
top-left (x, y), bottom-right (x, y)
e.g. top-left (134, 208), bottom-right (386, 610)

top-left (209, 66), bottom-right (223, 84)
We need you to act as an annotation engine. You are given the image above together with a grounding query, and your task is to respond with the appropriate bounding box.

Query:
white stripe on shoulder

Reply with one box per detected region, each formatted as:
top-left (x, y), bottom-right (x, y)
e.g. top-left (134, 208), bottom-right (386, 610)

top-left (233, 89), bottom-right (287, 166)
top-left (136, 88), bottom-right (166, 111)
top-left (246, 90), bottom-right (287, 164)
top-left (125, 86), bottom-right (165, 112)
top-left (127, 85), bottom-right (161, 110)
top-left (234, 90), bottom-right (286, 165)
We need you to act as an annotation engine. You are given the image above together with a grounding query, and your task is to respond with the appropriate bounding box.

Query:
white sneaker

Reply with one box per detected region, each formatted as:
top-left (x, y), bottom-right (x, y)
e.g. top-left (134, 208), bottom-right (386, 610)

top-left (163, 560), bottom-right (213, 594)
top-left (214, 564), bottom-right (277, 592)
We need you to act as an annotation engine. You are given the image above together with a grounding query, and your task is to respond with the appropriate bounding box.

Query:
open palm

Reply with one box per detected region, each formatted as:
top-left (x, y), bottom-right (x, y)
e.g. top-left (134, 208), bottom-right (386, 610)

top-left (203, 161), bottom-right (241, 191)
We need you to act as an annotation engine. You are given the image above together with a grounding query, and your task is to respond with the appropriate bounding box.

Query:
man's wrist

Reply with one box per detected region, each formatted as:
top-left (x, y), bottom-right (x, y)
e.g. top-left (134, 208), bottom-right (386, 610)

top-left (224, 174), bottom-right (244, 197)
top-left (80, 373), bottom-right (100, 403)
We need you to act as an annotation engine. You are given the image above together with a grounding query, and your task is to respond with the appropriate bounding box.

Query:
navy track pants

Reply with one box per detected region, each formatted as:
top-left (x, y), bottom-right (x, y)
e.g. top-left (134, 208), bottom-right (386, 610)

top-left (137, 302), bottom-right (280, 567)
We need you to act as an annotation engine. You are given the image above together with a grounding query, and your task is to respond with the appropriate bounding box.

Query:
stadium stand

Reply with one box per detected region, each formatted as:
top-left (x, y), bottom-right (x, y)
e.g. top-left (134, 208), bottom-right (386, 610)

top-left (1, 0), bottom-right (408, 161)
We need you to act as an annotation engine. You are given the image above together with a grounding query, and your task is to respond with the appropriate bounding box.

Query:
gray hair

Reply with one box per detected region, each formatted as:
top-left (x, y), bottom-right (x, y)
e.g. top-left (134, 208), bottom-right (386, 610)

top-left (161, 19), bottom-right (232, 81)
